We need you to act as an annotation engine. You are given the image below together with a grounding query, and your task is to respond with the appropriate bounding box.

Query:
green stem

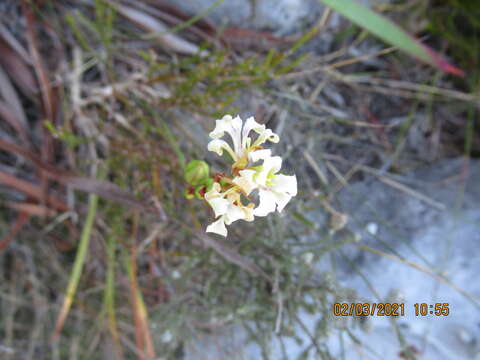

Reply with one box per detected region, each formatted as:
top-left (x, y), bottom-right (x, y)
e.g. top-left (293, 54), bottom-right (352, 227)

top-left (54, 191), bottom-right (99, 338)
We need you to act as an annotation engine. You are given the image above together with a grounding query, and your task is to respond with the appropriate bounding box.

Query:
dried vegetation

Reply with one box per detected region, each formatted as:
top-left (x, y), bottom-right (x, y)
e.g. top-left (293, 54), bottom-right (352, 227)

top-left (0, 0), bottom-right (478, 359)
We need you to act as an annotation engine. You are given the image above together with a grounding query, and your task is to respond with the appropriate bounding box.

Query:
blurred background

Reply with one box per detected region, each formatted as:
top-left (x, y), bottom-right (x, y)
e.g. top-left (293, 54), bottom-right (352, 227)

top-left (0, 0), bottom-right (479, 359)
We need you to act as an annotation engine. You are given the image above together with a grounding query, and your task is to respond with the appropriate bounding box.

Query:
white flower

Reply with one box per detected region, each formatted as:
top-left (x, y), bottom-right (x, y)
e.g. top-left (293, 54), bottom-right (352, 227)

top-left (204, 182), bottom-right (254, 237)
top-left (202, 113), bottom-right (296, 237)
top-left (250, 156), bottom-right (297, 217)
top-left (207, 115), bottom-right (279, 164)
top-left (230, 150), bottom-right (273, 196)
top-left (232, 169), bottom-right (257, 195)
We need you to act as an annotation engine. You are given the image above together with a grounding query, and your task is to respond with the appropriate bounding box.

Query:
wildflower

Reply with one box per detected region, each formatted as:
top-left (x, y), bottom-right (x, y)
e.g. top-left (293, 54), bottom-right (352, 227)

top-left (194, 114), bottom-right (296, 237)
top-left (242, 155), bottom-right (297, 217)
top-left (204, 182), bottom-right (254, 237)
top-left (207, 115), bottom-right (279, 170)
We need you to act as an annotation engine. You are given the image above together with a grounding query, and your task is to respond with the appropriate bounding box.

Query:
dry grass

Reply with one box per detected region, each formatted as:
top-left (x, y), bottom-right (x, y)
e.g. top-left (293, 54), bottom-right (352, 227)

top-left (0, 0), bottom-right (478, 359)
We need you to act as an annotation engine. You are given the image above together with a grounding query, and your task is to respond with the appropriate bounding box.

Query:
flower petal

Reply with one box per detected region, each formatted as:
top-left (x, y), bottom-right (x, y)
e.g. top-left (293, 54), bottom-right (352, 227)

top-left (207, 197), bottom-right (229, 217)
top-left (204, 182), bottom-right (222, 198)
top-left (224, 203), bottom-right (246, 225)
top-left (255, 156), bottom-right (282, 186)
top-left (229, 115), bottom-right (243, 155)
top-left (264, 156), bottom-right (282, 174)
top-left (272, 174), bottom-right (297, 196)
top-left (206, 217), bottom-right (228, 237)
top-left (209, 114), bottom-right (233, 139)
top-left (248, 149), bottom-right (271, 163)
top-left (207, 139), bottom-right (236, 160)
top-left (242, 204), bottom-right (255, 222)
top-left (233, 169), bottom-right (257, 195)
top-left (205, 183), bottom-right (229, 217)
top-left (273, 191), bottom-right (292, 213)
top-left (253, 189), bottom-right (277, 217)
top-left (253, 128), bottom-right (279, 148)
top-left (242, 116), bottom-right (264, 149)
top-left (209, 114), bottom-right (243, 157)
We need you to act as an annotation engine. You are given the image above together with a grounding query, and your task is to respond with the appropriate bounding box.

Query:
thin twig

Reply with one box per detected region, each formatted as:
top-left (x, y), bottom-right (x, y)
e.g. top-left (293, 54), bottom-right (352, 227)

top-left (197, 232), bottom-right (272, 282)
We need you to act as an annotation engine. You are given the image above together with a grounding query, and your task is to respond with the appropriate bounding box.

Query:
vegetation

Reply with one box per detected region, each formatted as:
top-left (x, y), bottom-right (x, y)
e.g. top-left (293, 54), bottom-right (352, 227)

top-left (0, 0), bottom-right (477, 359)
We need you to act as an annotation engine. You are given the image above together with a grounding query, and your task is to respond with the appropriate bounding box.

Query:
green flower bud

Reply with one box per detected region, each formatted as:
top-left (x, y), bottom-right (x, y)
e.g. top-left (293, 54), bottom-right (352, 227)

top-left (184, 187), bottom-right (195, 200)
top-left (204, 177), bottom-right (214, 192)
top-left (194, 185), bottom-right (206, 199)
top-left (185, 160), bottom-right (209, 186)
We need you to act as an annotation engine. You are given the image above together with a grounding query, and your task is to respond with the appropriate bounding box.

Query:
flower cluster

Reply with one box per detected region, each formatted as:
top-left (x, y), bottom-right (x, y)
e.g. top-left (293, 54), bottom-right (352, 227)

top-left (203, 114), bottom-right (297, 237)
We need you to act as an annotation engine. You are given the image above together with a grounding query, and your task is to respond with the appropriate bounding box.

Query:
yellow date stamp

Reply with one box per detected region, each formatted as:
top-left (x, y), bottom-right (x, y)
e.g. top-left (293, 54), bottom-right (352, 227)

top-left (333, 303), bottom-right (405, 317)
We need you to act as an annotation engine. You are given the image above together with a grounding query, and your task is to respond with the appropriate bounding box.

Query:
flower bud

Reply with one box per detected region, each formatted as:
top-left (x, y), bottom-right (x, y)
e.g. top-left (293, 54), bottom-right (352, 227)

top-left (185, 160), bottom-right (209, 186)
top-left (184, 187), bottom-right (195, 200)
top-left (194, 185), bottom-right (207, 199)
top-left (204, 177), bottom-right (214, 192)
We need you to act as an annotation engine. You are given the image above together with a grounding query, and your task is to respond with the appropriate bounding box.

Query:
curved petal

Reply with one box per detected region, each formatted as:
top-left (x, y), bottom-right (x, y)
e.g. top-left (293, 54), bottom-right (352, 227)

top-left (255, 156), bottom-right (282, 186)
top-left (207, 197), bottom-right (229, 217)
top-left (224, 204), bottom-right (246, 225)
top-left (242, 116), bottom-right (264, 149)
top-left (273, 191), bottom-right (292, 213)
top-left (207, 139), bottom-right (237, 160)
top-left (206, 217), bottom-right (227, 237)
top-left (253, 189), bottom-right (277, 217)
top-left (253, 128), bottom-right (279, 148)
top-left (233, 169), bottom-right (257, 195)
top-left (209, 114), bottom-right (243, 157)
top-left (209, 114), bottom-right (233, 139)
top-left (205, 183), bottom-right (229, 217)
top-left (264, 156), bottom-right (282, 174)
top-left (243, 116), bottom-right (280, 149)
top-left (242, 204), bottom-right (255, 222)
top-left (272, 174), bottom-right (297, 196)
top-left (204, 182), bottom-right (222, 199)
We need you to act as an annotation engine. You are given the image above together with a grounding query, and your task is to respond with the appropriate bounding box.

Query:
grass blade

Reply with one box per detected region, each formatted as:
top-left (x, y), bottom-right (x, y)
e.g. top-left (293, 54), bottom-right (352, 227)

top-left (103, 222), bottom-right (124, 359)
top-left (53, 191), bottom-right (99, 340)
top-left (115, 3), bottom-right (205, 56)
top-left (317, 0), bottom-right (464, 75)
top-left (124, 222), bottom-right (156, 360)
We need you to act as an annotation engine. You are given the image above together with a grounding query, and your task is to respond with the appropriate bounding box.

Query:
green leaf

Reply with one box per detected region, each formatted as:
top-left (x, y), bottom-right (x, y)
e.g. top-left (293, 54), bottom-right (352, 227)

top-left (317, 0), bottom-right (464, 76)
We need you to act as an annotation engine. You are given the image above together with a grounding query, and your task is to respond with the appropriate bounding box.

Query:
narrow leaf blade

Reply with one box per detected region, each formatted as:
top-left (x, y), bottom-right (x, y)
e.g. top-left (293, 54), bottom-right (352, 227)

top-left (318, 0), bottom-right (464, 76)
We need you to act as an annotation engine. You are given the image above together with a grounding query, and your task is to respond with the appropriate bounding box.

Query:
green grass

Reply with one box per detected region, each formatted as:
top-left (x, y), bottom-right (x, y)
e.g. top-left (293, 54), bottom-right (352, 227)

top-left (426, 0), bottom-right (480, 157)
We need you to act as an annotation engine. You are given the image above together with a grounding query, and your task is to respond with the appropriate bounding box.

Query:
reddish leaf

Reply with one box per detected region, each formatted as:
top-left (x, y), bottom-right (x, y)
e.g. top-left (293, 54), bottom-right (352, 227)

top-left (21, 0), bottom-right (56, 122)
top-left (4, 202), bottom-right (57, 217)
top-left (0, 170), bottom-right (69, 212)
top-left (0, 138), bottom-right (155, 213)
